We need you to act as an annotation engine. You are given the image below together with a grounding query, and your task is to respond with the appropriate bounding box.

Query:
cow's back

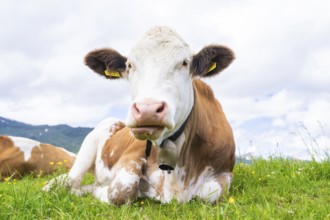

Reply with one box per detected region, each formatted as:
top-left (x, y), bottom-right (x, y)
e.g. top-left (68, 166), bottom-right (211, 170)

top-left (28, 143), bottom-right (76, 175)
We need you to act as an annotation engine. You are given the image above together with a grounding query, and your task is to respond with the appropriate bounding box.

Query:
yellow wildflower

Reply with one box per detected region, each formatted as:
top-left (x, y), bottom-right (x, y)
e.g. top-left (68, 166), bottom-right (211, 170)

top-left (57, 161), bottom-right (63, 165)
top-left (229, 196), bottom-right (235, 204)
top-left (63, 159), bottom-right (68, 163)
top-left (49, 161), bottom-right (54, 165)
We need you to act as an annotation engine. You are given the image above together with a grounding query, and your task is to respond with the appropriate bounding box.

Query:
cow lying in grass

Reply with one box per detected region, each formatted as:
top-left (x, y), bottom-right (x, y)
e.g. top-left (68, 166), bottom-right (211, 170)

top-left (44, 26), bottom-right (236, 205)
top-left (0, 135), bottom-right (76, 180)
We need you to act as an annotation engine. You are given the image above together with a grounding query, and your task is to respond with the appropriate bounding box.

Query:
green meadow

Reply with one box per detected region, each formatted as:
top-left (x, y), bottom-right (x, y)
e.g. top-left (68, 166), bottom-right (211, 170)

top-left (0, 158), bottom-right (329, 220)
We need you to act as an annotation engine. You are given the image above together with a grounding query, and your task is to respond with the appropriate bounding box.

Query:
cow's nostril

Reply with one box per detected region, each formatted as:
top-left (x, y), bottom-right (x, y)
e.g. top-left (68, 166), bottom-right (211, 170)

top-left (133, 103), bottom-right (140, 114)
top-left (156, 102), bottom-right (165, 113)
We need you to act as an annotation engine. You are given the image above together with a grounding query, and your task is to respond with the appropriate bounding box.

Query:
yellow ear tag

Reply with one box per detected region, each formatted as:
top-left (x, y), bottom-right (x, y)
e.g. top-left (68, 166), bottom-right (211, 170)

top-left (207, 62), bottom-right (217, 73)
top-left (104, 69), bottom-right (121, 78)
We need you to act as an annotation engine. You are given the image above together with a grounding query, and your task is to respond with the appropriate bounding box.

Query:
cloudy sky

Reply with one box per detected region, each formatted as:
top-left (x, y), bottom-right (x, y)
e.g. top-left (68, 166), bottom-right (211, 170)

top-left (1, 0), bottom-right (329, 160)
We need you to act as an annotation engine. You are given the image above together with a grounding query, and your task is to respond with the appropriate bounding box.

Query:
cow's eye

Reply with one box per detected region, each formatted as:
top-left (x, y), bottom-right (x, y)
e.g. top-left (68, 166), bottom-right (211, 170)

top-left (182, 59), bottom-right (189, 67)
top-left (127, 63), bottom-right (132, 69)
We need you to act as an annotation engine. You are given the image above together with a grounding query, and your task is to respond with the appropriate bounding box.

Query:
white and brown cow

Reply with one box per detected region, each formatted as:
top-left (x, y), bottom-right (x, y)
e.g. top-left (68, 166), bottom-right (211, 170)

top-left (0, 135), bottom-right (76, 179)
top-left (43, 26), bottom-right (235, 205)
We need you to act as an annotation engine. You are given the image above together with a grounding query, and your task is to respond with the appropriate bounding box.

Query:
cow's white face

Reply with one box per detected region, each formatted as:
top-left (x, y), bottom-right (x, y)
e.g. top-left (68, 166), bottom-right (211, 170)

top-left (84, 26), bottom-right (235, 144)
top-left (125, 28), bottom-right (194, 143)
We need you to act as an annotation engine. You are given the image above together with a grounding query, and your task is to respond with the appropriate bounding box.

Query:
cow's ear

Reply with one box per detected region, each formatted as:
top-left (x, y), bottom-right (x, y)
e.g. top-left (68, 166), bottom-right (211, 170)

top-left (191, 45), bottom-right (235, 77)
top-left (84, 48), bottom-right (127, 79)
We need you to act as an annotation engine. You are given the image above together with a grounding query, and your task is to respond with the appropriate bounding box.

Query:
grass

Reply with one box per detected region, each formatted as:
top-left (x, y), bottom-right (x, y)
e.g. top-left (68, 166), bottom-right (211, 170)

top-left (0, 158), bottom-right (329, 219)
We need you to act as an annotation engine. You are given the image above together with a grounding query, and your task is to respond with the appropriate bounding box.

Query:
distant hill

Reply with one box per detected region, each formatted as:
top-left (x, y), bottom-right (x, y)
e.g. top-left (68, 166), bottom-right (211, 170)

top-left (0, 116), bottom-right (93, 153)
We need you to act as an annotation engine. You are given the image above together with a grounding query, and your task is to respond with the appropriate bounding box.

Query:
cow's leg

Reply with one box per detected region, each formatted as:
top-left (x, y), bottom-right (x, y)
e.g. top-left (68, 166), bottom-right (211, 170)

top-left (43, 118), bottom-right (123, 191)
top-left (65, 138), bottom-right (146, 205)
top-left (85, 166), bottom-right (143, 204)
top-left (199, 172), bottom-right (233, 203)
top-left (92, 141), bottom-right (146, 205)
top-left (70, 184), bottom-right (94, 196)
top-left (107, 162), bottom-right (144, 205)
top-left (69, 184), bottom-right (110, 204)
top-left (85, 160), bottom-right (146, 205)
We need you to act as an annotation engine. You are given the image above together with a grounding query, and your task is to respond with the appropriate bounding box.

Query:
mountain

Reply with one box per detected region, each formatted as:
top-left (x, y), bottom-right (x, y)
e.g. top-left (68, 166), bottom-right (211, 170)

top-left (0, 116), bottom-right (93, 153)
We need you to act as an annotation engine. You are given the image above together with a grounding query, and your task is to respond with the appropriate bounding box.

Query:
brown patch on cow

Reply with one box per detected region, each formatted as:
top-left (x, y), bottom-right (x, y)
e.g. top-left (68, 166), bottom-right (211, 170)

top-left (191, 45), bottom-right (235, 77)
top-left (28, 143), bottom-right (75, 175)
top-left (0, 136), bottom-right (14, 150)
top-left (178, 79), bottom-right (235, 186)
top-left (84, 48), bottom-right (127, 79)
top-left (0, 136), bottom-right (26, 179)
top-left (101, 126), bottom-right (149, 169)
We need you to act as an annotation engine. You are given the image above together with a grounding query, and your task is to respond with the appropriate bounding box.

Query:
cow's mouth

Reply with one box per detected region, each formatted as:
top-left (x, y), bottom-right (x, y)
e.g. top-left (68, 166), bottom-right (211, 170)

top-left (130, 126), bottom-right (165, 140)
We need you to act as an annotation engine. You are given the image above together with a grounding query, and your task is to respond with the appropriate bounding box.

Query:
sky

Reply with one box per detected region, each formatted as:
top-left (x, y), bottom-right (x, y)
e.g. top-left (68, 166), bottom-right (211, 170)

top-left (0, 0), bottom-right (329, 160)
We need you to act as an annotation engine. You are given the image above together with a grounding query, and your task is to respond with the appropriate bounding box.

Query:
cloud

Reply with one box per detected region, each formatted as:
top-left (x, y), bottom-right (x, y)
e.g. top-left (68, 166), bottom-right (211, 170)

top-left (0, 0), bottom-right (329, 159)
top-left (232, 92), bottom-right (330, 161)
top-left (300, 48), bottom-right (330, 89)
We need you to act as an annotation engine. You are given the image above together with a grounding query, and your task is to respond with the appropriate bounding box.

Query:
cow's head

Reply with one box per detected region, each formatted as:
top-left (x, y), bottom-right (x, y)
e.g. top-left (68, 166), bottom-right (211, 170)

top-left (85, 26), bottom-right (234, 145)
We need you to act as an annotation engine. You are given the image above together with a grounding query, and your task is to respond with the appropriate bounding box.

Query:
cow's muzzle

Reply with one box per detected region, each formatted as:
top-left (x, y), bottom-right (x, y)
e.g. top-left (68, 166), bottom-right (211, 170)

top-left (128, 100), bottom-right (172, 140)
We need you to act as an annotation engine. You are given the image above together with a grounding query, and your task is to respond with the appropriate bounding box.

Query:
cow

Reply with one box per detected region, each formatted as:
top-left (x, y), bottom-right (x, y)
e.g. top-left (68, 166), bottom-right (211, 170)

top-left (0, 135), bottom-right (76, 180)
top-left (43, 26), bottom-right (235, 205)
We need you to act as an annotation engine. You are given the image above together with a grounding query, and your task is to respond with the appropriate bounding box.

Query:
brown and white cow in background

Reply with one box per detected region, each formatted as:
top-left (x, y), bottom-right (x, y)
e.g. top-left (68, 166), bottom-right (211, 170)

top-left (0, 135), bottom-right (76, 179)
top-left (43, 26), bottom-right (236, 205)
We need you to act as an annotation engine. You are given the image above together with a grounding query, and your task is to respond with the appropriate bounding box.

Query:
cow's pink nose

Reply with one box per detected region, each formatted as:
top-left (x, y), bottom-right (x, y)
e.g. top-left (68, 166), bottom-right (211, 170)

top-left (132, 101), bottom-right (168, 125)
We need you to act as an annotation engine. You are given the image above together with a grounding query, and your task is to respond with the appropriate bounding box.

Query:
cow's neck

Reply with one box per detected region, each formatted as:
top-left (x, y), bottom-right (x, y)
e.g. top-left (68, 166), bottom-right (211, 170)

top-left (161, 111), bottom-right (191, 146)
top-left (146, 99), bottom-right (193, 173)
